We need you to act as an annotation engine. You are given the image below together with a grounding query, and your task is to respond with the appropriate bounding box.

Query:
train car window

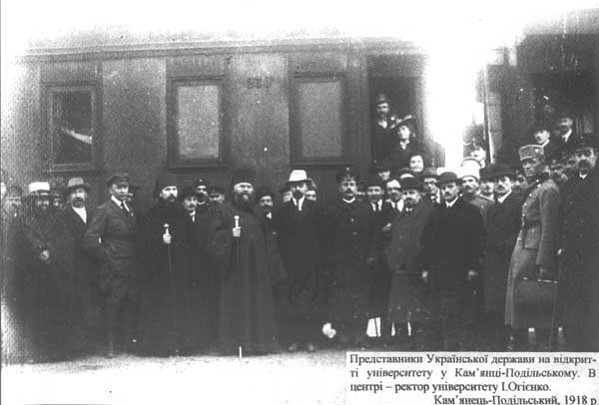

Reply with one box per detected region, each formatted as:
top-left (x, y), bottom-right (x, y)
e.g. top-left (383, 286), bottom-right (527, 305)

top-left (44, 84), bottom-right (98, 172)
top-left (167, 79), bottom-right (224, 167)
top-left (291, 76), bottom-right (346, 163)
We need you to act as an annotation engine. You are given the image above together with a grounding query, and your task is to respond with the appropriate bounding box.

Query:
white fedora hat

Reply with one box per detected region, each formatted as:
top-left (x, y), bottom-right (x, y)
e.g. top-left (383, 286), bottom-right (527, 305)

top-left (287, 169), bottom-right (312, 184)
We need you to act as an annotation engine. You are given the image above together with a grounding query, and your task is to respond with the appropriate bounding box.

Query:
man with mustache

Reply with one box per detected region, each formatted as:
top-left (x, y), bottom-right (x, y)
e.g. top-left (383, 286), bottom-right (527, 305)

top-left (553, 108), bottom-right (584, 160)
top-left (481, 164), bottom-right (522, 350)
top-left (421, 171), bottom-right (485, 350)
top-left (211, 168), bottom-right (283, 355)
top-left (558, 135), bottom-right (599, 351)
top-left (84, 173), bottom-right (139, 358)
top-left (273, 170), bottom-right (324, 353)
top-left (385, 177), bottom-right (434, 349)
top-left (56, 177), bottom-right (98, 356)
top-left (459, 161), bottom-right (493, 224)
top-left (139, 172), bottom-right (193, 355)
top-left (505, 145), bottom-right (560, 351)
top-left (323, 167), bottom-right (378, 348)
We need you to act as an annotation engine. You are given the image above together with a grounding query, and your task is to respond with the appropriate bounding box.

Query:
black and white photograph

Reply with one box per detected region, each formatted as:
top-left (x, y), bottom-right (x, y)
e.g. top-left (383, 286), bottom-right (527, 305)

top-left (1, 2), bottom-right (598, 404)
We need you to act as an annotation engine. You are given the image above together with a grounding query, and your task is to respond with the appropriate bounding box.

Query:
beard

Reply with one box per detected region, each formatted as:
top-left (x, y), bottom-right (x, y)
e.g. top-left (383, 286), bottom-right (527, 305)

top-left (292, 190), bottom-right (304, 200)
top-left (233, 192), bottom-right (254, 211)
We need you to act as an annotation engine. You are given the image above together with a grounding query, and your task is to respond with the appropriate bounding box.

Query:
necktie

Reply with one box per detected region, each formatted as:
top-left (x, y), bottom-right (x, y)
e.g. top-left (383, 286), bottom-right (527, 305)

top-left (120, 202), bottom-right (129, 215)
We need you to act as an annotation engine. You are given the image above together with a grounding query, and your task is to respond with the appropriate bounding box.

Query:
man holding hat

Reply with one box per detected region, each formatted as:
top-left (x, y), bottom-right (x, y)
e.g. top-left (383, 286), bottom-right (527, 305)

top-left (505, 145), bottom-right (560, 350)
top-left (481, 164), bottom-right (522, 350)
top-left (384, 176), bottom-right (434, 349)
top-left (139, 172), bottom-right (193, 355)
top-left (84, 173), bottom-right (139, 357)
top-left (421, 171), bottom-right (485, 350)
top-left (323, 166), bottom-right (378, 347)
top-left (273, 169), bottom-right (324, 352)
top-left (210, 168), bottom-right (283, 355)
top-left (558, 134), bottom-right (599, 351)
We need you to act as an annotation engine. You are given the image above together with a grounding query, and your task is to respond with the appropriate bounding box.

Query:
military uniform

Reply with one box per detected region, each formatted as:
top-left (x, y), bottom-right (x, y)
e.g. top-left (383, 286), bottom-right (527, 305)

top-left (505, 174), bottom-right (560, 329)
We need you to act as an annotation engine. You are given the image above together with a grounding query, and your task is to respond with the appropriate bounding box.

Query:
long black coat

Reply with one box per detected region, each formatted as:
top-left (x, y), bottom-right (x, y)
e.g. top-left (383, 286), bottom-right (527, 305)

top-left (210, 202), bottom-right (281, 353)
top-left (139, 202), bottom-right (191, 353)
top-left (185, 202), bottom-right (219, 347)
top-left (483, 191), bottom-right (522, 313)
top-left (421, 198), bottom-right (485, 317)
top-left (385, 200), bottom-right (434, 323)
top-left (273, 199), bottom-right (324, 320)
top-left (323, 199), bottom-right (378, 326)
top-left (558, 169), bottom-right (599, 350)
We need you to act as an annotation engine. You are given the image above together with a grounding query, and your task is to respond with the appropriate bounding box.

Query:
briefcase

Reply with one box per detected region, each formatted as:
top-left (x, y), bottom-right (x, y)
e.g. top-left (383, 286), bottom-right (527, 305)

top-left (514, 277), bottom-right (557, 308)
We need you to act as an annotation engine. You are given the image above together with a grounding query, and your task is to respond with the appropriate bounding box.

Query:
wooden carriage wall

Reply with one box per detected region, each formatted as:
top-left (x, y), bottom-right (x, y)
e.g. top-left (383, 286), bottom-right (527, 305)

top-left (2, 11), bottom-right (598, 210)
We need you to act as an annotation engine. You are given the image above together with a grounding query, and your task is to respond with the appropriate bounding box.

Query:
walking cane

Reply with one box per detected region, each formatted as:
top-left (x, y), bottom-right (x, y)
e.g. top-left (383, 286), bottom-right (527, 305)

top-left (548, 256), bottom-right (563, 351)
top-left (164, 223), bottom-right (179, 353)
top-left (233, 215), bottom-right (242, 358)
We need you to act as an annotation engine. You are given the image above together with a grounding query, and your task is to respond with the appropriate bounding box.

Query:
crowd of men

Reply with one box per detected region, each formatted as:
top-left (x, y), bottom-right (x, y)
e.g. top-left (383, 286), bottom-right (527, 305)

top-left (2, 123), bottom-right (598, 363)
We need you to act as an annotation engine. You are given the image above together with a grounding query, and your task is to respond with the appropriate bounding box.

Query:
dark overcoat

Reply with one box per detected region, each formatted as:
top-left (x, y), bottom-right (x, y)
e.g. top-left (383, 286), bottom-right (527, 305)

top-left (138, 202), bottom-right (192, 353)
top-left (558, 169), bottom-right (599, 350)
top-left (185, 202), bottom-right (219, 347)
top-left (483, 191), bottom-right (522, 313)
top-left (384, 200), bottom-right (434, 323)
top-left (505, 176), bottom-right (560, 329)
top-left (210, 201), bottom-right (281, 353)
top-left (323, 199), bottom-right (378, 326)
top-left (421, 198), bottom-right (485, 317)
top-left (273, 199), bottom-right (324, 325)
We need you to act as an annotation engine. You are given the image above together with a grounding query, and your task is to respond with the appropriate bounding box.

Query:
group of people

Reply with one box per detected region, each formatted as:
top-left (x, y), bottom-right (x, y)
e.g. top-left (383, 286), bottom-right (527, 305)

top-left (1, 116), bottom-right (598, 363)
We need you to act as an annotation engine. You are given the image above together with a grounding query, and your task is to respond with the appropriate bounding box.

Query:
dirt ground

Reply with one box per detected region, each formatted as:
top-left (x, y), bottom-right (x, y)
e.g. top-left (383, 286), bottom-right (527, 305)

top-left (2, 350), bottom-right (348, 405)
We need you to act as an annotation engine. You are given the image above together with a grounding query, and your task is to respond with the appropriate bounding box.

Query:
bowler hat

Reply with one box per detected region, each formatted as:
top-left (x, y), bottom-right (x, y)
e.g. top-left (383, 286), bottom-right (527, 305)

top-left (374, 93), bottom-right (390, 105)
top-left (208, 185), bottom-right (225, 195)
top-left (400, 177), bottom-right (422, 191)
top-left (66, 177), bottom-right (91, 194)
top-left (479, 166), bottom-right (493, 182)
top-left (395, 168), bottom-right (416, 180)
top-left (366, 175), bottom-right (384, 189)
top-left (489, 163), bottom-right (516, 180)
top-left (179, 186), bottom-right (199, 201)
top-left (437, 171), bottom-right (460, 186)
top-left (421, 167), bottom-right (438, 180)
top-left (106, 173), bottom-right (130, 187)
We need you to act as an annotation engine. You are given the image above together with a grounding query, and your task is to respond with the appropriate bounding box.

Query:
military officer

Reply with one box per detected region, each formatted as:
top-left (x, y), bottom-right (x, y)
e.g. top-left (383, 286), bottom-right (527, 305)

top-left (505, 145), bottom-right (560, 351)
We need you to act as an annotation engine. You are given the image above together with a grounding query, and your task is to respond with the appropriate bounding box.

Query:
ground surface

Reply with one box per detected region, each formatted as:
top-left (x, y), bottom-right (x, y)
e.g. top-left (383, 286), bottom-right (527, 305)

top-left (2, 350), bottom-right (347, 405)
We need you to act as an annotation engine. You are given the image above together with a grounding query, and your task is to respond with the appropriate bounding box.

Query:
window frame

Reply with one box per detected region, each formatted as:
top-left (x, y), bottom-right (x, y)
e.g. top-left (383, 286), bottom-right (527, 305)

top-left (289, 73), bottom-right (351, 166)
top-left (42, 81), bottom-right (101, 173)
top-left (166, 76), bottom-right (227, 169)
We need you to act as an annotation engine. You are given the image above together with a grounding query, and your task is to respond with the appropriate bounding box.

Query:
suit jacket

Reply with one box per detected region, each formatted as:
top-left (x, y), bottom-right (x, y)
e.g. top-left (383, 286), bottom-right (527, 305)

top-left (273, 199), bottom-right (323, 278)
top-left (552, 130), bottom-right (584, 160)
top-left (486, 192), bottom-right (522, 256)
top-left (421, 197), bottom-right (485, 286)
top-left (57, 206), bottom-right (95, 272)
top-left (84, 199), bottom-right (138, 277)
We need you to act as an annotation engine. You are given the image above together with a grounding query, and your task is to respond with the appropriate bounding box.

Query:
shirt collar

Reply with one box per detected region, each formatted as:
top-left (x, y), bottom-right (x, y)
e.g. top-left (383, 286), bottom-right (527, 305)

top-left (111, 195), bottom-right (126, 207)
top-left (293, 196), bottom-right (305, 210)
top-left (342, 197), bottom-right (356, 205)
top-left (497, 190), bottom-right (512, 204)
top-left (445, 197), bottom-right (458, 208)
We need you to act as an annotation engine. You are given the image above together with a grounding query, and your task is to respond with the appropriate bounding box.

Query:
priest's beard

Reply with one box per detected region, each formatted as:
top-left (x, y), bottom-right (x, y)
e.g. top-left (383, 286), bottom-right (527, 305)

top-left (232, 191), bottom-right (254, 212)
